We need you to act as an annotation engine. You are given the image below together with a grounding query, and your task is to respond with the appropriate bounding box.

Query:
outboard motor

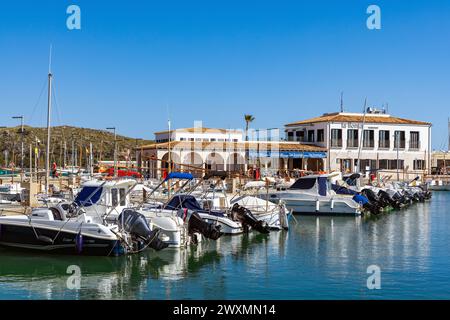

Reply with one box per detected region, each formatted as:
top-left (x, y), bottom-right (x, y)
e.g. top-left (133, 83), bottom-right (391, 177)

top-left (361, 189), bottom-right (384, 211)
top-left (118, 210), bottom-right (169, 251)
top-left (231, 204), bottom-right (270, 234)
top-left (178, 208), bottom-right (223, 240)
top-left (377, 190), bottom-right (401, 209)
top-left (352, 194), bottom-right (380, 215)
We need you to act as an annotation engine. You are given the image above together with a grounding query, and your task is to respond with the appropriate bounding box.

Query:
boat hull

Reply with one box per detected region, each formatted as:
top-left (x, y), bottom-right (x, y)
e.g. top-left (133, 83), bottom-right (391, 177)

top-left (265, 193), bottom-right (362, 216)
top-left (0, 224), bottom-right (122, 256)
top-left (198, 213), bottom-right (244, 235)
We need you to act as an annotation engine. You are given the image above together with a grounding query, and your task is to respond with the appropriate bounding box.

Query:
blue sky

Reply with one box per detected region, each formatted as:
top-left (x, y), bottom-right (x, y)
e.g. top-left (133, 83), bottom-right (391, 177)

top-left (1, 1), bottom-right (449, 149)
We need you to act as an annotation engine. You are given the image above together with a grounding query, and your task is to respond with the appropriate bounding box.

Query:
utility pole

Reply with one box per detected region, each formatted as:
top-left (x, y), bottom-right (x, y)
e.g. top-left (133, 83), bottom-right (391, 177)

top-left (106, 127), bottom-right (117, 177)
top-left (12, 116), bottom-right (24, 182)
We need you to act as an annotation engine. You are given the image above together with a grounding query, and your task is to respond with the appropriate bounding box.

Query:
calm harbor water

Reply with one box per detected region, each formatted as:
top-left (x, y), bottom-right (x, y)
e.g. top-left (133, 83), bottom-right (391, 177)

top-left (0, 192), bottom-right (449, 300)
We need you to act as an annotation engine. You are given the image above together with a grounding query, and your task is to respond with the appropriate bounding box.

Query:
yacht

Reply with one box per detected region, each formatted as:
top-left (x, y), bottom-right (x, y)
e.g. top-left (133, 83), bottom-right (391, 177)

top-left (263, 173), bottom-right (365, 215)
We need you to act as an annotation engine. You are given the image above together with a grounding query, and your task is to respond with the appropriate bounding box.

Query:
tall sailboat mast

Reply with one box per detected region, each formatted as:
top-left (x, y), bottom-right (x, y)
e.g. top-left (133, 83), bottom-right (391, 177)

top-left (45, 46), bottom-right (53, 194)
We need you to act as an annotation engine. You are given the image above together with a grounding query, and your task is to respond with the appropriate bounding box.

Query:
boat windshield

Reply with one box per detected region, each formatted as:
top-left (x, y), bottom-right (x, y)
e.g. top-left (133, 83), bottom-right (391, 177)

top-left (74, 186), bottom-right (103, 207)
top-left (289, 178), bottom-right (316, 190)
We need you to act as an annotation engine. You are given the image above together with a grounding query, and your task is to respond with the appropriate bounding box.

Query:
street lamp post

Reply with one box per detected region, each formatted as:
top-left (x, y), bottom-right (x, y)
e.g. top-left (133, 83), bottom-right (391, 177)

top-left (0, 127), bottom-right (6, 169)
top-left (12, 116), bottom-right (24, 182)
top-left (106, 127), bottom-right (117, 177)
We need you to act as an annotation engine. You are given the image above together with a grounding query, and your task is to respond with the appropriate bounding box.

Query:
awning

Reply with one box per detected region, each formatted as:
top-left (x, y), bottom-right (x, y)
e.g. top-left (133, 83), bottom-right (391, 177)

top-left (249, 151), bottom-right (327, 159)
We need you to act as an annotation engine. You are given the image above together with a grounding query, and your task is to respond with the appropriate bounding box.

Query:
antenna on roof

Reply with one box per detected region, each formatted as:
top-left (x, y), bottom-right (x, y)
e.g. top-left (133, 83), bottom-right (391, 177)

top-left (386, 103), bottom-right (389, 114)
top-left (340, 92), bottom-right (344, 112)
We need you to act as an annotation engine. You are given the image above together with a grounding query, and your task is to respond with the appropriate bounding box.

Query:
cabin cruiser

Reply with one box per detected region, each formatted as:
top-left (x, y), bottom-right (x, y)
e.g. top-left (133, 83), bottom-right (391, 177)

top-left (263, 173), bottom-right (368, 215)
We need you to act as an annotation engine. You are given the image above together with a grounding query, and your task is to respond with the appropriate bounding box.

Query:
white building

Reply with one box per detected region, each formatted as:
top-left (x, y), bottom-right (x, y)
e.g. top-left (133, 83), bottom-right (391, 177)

top-left (154, 127), bottom-right (243, 144)
top-left (137, 126), bottom-right (326, 178)
top-left (285, 110), bottom-right (432, 178)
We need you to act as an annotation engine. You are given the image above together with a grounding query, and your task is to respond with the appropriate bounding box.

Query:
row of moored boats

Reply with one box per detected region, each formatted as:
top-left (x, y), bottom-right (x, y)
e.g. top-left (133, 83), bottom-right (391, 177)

top-left (0, 171), bottom-right (431, 256)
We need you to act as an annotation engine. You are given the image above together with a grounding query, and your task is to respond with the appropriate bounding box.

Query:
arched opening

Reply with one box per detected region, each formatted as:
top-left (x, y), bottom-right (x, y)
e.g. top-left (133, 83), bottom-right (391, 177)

top-left (182, 152), bottom-right (204, 176)
top-left (205, 152), bottom-right (225, 171)
top-left (226, 152), bottom-right (246, 173)
top-left (161, 152), bottom-right (181, 172)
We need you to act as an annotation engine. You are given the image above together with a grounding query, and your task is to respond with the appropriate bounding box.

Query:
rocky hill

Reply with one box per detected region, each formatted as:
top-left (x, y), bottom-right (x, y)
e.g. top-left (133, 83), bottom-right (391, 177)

top-left (0, 125), bottom-right (153, 167)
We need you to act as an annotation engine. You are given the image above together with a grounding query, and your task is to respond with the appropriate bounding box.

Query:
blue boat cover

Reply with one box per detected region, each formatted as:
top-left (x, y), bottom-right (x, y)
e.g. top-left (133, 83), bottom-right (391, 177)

top-left (353, 194), bottom-right (369, 205)
top-left (74, 186), bottom-right (103, 207)
top-left (164, 172), bottom-right (194, 181)
top-left (318, 177), bottom-right (328, 196)
top-left (164, 195), bottom-right (226, 217)
top-left (331, 184), bottom-right (359, 195)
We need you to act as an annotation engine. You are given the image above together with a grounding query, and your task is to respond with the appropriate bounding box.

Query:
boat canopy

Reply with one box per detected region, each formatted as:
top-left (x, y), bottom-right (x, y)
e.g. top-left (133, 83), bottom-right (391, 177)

top-left (165, 195), bottom-right (203, 211)
top-left (289, 176), bottom-right (328, 196)
top-left (164, 172), bottom-right (194, 181)
top-left (74, 186), bottom-right (103, 207)
top-left (164, 195), bottom-right (226, 217)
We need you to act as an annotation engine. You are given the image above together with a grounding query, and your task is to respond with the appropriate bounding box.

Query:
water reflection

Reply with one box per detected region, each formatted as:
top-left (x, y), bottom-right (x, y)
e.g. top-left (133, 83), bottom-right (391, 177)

top-left (0, 230), bottom-right (289, 299)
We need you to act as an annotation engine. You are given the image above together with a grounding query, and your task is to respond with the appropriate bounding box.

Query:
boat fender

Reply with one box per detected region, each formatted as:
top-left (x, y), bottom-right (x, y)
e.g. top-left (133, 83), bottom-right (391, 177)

top-left (315, 199), bottom-right (320, 212)
top-left (330, 199), bottom-right (334, 210)
top-left (75, 232), bottom-right (83, 253)
top-left (181, 208), bottom-right (193, 223)
top-left (37, 235), bottom-right (54, 244)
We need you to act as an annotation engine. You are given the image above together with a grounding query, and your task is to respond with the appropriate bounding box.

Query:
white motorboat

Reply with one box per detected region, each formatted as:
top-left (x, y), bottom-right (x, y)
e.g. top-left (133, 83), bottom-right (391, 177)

top-left (193, 185), bottom-right (289, 231)
top-left (0, 205), bottom-right (168, 256)
top-left (263, 173), bottom-right (364, 215)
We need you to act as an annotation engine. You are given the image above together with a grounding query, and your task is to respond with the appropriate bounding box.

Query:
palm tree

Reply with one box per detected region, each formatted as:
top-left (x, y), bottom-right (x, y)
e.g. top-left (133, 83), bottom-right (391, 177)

top-left (244, 114), bottom-right (255, 141)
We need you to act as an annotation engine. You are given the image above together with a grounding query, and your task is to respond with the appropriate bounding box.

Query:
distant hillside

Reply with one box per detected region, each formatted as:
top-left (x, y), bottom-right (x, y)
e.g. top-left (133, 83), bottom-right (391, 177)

top-left (0, 125), bottom-right (153, 167)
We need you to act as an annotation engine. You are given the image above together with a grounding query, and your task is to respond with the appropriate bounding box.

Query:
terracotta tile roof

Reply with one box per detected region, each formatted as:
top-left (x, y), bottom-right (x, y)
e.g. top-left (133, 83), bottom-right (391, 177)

top-left (137, 141), bottom-right (326, 152)
top-left (154, 127), bottom-right (242, 135)
top-left (285, 112), bottom-right (431, 127)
